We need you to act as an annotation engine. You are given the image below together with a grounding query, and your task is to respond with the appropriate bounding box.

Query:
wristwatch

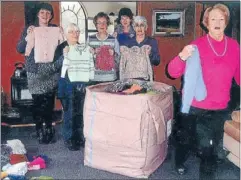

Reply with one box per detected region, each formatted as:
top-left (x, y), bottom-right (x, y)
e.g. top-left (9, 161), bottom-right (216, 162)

top-left (178, 53), bottom-right (185, 61)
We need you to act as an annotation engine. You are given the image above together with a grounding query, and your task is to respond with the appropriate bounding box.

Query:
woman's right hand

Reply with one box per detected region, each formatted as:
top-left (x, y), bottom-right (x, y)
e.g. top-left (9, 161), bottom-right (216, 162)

top-left (178, 45), bottom-right (195, 61)
top-left (120, 46), bottom-right (125, 53)
top-left (89, 47), bottom-right (95, 54)
top-left (112, 32), bottom-right (117, 38)
top-left (63, 46), bottom-right (69, 56)
top-left (27, 26), bottom-right (35, 34)
top-left (95, 48), bottom-right (101, 54)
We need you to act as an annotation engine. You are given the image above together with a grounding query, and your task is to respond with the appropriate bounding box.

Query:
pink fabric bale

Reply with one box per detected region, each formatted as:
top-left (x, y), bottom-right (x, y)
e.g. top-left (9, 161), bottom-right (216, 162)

top-left (83, 81), bottom-right (173, 178)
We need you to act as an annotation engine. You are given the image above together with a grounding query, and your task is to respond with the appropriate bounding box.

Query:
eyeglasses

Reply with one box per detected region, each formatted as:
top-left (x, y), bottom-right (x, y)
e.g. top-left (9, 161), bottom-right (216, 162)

top-left (134, 24), bottom-right (145, 28)
top-left (68, 30), bottom-right (80, 34)
top-left (96, 22), bottom-right (107, 25)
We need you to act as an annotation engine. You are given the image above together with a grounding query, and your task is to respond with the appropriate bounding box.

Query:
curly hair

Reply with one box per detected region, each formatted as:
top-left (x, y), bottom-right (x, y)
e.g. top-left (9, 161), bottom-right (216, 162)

top-left (93, 12), bottom-right (111, 27)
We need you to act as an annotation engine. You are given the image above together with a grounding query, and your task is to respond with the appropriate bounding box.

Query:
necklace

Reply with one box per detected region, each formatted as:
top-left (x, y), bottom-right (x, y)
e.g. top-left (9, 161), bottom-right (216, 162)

top-left (207, 34), bottom-right (227, 57)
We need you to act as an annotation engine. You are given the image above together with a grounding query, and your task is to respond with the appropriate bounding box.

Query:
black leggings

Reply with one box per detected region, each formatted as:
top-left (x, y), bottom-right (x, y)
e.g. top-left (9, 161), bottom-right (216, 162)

top-left (32, 92), bottom-right (55, 130)
top-left (174, 106), bottom-right (231, 166)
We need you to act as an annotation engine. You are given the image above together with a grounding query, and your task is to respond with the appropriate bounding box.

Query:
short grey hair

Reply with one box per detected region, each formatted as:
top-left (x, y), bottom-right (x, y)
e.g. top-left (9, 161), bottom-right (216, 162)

top-left (133, 16), bottom-right (148, 29)
top-left (64, 23), bottom-right (80, 35)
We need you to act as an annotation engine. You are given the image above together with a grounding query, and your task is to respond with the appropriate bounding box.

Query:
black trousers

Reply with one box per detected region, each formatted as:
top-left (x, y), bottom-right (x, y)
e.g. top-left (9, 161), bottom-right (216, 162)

top-left (59, 82), bottom-right (86, 142)
top-left (174, 106), bottom-right (231, 166)
top-left (71, 85), bottom-right (85, 141)
top-left (32, 92), bottom-right (55, 130)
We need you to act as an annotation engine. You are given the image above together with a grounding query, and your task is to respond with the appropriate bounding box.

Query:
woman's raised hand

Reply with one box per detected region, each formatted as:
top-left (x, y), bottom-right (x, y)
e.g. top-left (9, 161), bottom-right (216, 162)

top-left (27, 26), bottom-right (35, 34)
top-left (178, 45), bottom-right (195, 61)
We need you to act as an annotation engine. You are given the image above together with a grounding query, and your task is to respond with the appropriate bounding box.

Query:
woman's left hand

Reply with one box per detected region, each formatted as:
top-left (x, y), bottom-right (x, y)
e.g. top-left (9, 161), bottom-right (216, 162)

top-left (59, 26), bottom-right (64, 34)
top-left (112, 32), bottom-right (117, 38)
top-left (109, 49), bottom-right (114, 56)
top-left (63, 46), bottom-right (69, 56)
top-left (146, 46), bottom-right (152, 55)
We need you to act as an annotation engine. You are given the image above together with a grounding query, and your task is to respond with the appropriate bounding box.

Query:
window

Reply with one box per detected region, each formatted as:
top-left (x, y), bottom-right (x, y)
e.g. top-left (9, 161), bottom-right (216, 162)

top-left (60, 2), bottom-right (87, 43)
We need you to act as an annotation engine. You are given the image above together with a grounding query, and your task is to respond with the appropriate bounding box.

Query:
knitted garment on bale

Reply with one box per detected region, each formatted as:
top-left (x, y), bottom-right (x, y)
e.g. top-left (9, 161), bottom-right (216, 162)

top-left (105, 79), bottom-right (159, 93)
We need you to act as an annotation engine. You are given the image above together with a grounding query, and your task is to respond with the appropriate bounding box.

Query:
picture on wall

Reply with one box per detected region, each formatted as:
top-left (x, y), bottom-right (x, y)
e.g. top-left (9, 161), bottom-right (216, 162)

top-left (152, 10), bottom-right (185, 36)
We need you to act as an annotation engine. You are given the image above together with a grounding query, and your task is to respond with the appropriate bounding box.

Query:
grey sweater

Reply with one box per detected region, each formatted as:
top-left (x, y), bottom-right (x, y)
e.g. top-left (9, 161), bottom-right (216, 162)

top-left (16, 24), bottom-right (63, 94)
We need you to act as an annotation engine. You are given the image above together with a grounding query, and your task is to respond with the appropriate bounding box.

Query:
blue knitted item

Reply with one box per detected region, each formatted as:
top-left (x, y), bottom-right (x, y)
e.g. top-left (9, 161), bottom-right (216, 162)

top-left (181, 46), bottom-right (207, 113)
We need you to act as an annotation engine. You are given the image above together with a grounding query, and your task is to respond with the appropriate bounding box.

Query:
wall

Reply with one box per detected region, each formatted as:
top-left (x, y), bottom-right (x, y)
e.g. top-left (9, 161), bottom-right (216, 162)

top-left (1, 2), bottom-right (25, 104)
top-left (82, 2), bottom-right (137, 17)
top-left (137, 2), bottom-right (196, 89)
top-left (1, 2), bottom-right (60, 107)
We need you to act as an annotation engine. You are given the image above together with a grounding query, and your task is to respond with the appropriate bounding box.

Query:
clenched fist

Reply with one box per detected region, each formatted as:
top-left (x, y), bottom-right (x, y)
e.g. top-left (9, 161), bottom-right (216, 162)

top-left (178, 45), bottom-right (195, 61)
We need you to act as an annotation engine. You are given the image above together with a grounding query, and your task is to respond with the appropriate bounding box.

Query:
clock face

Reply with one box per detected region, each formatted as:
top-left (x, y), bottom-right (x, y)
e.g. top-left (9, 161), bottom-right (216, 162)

top-left (60, 2), bottom-right (87, 43)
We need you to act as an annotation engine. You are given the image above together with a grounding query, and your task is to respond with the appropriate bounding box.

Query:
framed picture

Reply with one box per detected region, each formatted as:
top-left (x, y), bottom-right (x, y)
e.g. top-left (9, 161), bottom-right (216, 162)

top-left (152, 10), bottom-right (185, 36)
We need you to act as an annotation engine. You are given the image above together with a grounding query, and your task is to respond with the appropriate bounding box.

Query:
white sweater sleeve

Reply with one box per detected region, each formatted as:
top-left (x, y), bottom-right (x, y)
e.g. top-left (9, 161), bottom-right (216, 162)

top-left (61, 56), bottom-right (70, 78)
top-left (89, 52), bottom-right (95, 80)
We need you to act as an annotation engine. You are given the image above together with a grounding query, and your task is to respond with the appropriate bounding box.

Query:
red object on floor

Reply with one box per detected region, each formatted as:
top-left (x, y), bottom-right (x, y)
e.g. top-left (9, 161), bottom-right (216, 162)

top-left (10, 154), bottom-right (28, 165)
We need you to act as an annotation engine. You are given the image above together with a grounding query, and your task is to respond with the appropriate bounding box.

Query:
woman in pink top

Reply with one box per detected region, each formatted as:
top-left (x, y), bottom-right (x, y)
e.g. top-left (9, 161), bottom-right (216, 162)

top-left (168, 4), bottom-right (240, 176)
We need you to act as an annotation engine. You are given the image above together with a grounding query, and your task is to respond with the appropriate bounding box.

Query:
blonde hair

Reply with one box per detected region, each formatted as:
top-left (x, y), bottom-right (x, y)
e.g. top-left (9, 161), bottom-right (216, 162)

top-left (202, 3), bottom-right (230, 28)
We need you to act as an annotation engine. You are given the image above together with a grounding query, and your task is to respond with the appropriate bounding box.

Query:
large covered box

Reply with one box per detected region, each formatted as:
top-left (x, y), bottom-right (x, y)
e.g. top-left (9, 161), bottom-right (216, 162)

top-left (83, 81), bottom-right (173, 178)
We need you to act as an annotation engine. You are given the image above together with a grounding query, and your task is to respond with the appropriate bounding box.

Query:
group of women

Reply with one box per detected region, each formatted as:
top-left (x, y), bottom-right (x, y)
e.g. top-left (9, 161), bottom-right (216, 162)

top-left (16, 2), bottom-right (240, 176)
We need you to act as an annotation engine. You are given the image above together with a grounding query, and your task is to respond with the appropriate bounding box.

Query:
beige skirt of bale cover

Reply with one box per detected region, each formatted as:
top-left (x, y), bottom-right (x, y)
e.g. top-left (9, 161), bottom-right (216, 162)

top-left (83, 81), bottom-right (173, 178)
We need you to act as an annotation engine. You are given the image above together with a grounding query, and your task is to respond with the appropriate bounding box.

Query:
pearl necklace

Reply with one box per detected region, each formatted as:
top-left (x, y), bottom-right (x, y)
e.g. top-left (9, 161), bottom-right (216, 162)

top-left (207, 34), bottom-right (227, 57)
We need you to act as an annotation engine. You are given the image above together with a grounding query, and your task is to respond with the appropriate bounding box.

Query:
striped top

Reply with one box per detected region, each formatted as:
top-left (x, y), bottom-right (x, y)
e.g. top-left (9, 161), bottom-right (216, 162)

top-left (62, 44), bottom-right (94, 82)
top-left (88, 34), bottom-right (120, 82)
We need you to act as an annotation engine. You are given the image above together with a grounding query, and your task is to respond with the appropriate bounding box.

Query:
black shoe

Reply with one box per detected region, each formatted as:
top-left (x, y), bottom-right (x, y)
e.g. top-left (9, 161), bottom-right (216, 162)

top-left (175, 164), bottom-right (187, 175)
top-left (65, 139), bottom-right (80, 151)
top-left (76, 138), bottom-right (85, 148)
top-left (73, 130), bottom-right (85, 148)
top-left (216, 148), bottom-right (229, 163)
top-left (45, 127), bottom-right (56, 144)
top-left (199, 159), bottom-right (217, 180)
top-left (36, 128), bottom-right (46, 144)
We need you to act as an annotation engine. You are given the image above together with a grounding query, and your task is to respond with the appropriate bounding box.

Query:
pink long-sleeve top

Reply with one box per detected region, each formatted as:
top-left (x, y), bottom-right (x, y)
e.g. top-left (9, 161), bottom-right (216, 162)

top-left (25, 27), bottom-right (64, 63)
top-left (168, 34), bottom-right (240, 110)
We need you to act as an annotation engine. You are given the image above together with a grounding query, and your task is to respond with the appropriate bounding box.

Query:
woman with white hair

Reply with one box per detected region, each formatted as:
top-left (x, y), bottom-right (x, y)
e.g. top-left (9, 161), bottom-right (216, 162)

top-left (54, 23), bottom-right (94, 151)
top-left (121, 16), bottom-right (160, 67)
